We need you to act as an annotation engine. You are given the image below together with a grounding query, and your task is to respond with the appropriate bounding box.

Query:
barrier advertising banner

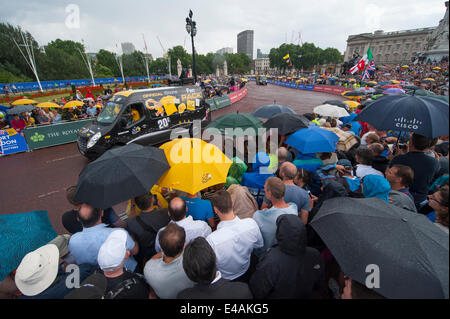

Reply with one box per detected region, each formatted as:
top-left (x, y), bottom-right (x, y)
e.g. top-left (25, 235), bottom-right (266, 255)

top-left (313, 85), bottom-right (349, 95)
top-left (24, 120), bottom-right (93, 150)
top-left (0, 129), bottom-right (29, 156)
top-left (228, 88), bottom-right (248, 104)
top-left (206, 96), bottom-right (231, 110)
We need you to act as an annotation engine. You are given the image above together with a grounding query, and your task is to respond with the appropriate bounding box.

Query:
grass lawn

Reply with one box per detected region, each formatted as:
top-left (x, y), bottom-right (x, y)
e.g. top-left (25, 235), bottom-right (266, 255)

top-left (32, 93), bottom-right (73, 103)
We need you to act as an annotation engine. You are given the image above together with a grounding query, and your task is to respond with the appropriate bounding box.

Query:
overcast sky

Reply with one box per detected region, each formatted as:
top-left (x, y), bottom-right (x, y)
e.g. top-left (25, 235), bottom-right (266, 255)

top-left (1, 0), bottom-right (447, 58)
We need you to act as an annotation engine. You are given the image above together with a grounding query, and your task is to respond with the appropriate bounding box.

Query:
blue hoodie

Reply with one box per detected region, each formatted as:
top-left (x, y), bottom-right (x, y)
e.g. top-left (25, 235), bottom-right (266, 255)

top-left (362, 175), bottom-right (391, 202)
top-left (241, 152), bottom-right (274, 189)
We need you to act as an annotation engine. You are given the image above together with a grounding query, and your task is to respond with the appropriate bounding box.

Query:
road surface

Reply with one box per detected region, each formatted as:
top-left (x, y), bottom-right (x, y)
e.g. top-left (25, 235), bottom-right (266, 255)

top-left (0, 81), bottom-right (346, 234)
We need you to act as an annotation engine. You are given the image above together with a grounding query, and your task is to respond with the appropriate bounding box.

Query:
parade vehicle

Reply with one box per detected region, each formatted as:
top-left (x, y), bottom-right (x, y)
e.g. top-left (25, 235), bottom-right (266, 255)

top-left (77, 86), bottom-right (210, 160)
top-left (256, 76), bottom-right (267, 85)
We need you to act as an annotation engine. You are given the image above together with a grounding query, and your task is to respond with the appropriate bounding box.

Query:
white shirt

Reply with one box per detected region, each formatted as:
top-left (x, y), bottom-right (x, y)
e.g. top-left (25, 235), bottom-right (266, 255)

top-left (355, 164), bottom-right (384, 179)
top-left (155, 215), bottom-right (211, 253)
top-left (206, 216), bottom-right (263, 280)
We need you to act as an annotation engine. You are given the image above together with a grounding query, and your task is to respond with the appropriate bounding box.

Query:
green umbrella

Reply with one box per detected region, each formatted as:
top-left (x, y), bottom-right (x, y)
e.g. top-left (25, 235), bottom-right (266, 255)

top-left (206, 112), bottom-right (263, 136)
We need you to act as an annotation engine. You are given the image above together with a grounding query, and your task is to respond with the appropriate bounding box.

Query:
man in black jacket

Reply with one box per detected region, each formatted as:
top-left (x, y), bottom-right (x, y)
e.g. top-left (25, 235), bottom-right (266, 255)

top-left (177, 237), bottom-right (253, 299)
top-left (126, 194), bottom-right (170, 268)
top-left (249, 214), bottom-right (327, 299)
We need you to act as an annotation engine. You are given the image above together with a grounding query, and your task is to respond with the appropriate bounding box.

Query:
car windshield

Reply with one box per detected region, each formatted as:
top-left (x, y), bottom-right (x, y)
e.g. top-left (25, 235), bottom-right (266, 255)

top-left (96, 101), bottom-right (125, 124)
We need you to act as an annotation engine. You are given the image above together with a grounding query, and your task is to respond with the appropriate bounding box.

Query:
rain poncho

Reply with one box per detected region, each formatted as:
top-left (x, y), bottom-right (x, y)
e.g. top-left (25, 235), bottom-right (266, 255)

top-left (362, 175), bottom-right (391, 203)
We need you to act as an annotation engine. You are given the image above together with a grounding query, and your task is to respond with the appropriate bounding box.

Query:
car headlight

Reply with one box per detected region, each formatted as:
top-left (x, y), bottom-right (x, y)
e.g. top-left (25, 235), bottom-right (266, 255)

top-left (87, 132), bottom-right (101, 149)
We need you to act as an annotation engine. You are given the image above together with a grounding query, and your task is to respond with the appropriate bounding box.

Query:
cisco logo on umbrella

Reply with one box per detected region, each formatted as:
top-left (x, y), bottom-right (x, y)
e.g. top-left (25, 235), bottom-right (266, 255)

top-left (394, 117), bottom-right (422, 130)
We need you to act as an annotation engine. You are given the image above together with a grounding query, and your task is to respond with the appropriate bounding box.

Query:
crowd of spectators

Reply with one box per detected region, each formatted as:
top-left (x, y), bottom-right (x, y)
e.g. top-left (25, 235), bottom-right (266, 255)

top-left (1, 96), bottom-right (447, 299)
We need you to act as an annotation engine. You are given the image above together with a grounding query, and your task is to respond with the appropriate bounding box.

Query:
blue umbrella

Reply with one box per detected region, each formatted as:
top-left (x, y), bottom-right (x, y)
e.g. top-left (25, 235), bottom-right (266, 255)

top-left (0, 211), bottom-right (57, 282)
top-left (251, 104), bottom-right (296, 118)
top-left (354, 95), bottom-right (449, 138)
top-left (285, 126), bottom-right (339, 153)
top-left (384, 88), bottom-right (405, 95)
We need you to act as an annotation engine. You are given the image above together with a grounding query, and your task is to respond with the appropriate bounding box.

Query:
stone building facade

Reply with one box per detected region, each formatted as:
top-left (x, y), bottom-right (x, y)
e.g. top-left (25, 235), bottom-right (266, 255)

top-left (343, 27), bottom-right (436, 65)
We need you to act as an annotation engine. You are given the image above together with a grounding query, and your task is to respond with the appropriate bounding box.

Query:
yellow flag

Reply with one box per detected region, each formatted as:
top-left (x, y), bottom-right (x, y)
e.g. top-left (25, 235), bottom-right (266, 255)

top-left (283, 53), bottom-right (290, 60)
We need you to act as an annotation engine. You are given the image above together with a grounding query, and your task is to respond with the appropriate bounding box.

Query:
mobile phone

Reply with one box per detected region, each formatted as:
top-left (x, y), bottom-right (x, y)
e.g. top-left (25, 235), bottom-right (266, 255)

top-left (307, 191), bottom-right (312, 198)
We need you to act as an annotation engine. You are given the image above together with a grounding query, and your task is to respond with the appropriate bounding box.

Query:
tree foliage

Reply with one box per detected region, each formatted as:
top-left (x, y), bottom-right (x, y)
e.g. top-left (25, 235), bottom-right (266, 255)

top-left (269, 42), bottom-right (343, 71)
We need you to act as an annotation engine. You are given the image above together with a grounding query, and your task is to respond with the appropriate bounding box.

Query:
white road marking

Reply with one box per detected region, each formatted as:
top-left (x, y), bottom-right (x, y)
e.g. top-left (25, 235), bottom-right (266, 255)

top-left (46, 153), bottom-right (81, 164)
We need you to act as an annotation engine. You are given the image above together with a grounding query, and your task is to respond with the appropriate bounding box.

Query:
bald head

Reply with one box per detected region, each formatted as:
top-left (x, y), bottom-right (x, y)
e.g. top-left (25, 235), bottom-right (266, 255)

top-left (77, 204), bottom-right (102, 228)
top-left (168, 197), bottom-right (187, 221)
top-left (280, 162), bottom-right (297, 181)
top-left (278, 147), bottom-right (289, 163)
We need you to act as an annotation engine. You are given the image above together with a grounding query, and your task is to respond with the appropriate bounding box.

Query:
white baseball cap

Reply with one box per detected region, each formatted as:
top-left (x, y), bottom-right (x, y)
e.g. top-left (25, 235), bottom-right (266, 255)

top-left (15, 244), bottom-right (60, 296)
top-left (97, 230), bottom-right (127, 271)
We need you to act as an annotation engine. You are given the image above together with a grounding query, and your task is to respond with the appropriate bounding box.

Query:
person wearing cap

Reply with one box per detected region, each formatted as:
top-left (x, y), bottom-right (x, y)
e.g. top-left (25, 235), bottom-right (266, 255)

top-left (14, 239), bottom-right (95, 299)
top-left (335, 159), bottom-right (361, 193)
top-left (144, 223), bottom-right (195, 299)
top-left (94, 230), bottom-right (149, 299)
top-left (68, 204), bottom-right (139, 272)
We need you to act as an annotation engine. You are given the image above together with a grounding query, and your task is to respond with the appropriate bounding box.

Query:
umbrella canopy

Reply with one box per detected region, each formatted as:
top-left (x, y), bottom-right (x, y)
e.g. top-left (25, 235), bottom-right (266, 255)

top-left (323, 100), bottom-right (350, 112)
top-left (403, 85), bottom-right (422, 91)
top-left (63, 101), bottom-right (84, 109)
top-left (354, 95), bottom-right (449, 138)
top-left (384, 88), bottom-right (406, 95)
top-left (262, 113), bottom-right (310, 136)
top-left (311, 197), bottom-right (449, 299)
top-left (343, 100), bottom-right (360, 110)
top-left (285, 126), bottom-right (339, 153)
top-left (0, 211), bottom-right (57, 282)
top-left (206, 113), bottom-right (263, 136)
top-left (401, 65), bottom-right (409, 68)
top-left (422, 78), bottom-right (435, 83)
top-left (341, 91), bottom-right (366, 99)
top-left (6, 104), bottom-right (35, 115)
top-left (74, 144), bottom-right (170, 210)
top-left (11, 98), bottom-right (37, 106)
top-left (251, 104), bottom-right (296, 119)
top-left (381, 85), bottom-right (402, 89)
top-left (356, 87), bottom-right (376, 94)
top-left (36, 102), bottom-right (61, 108)
top-left (365, 81), bottom-right (378, 87)
top-left (157, 138), bottom-right (232, 194)
top-left (390, 80), bottom-right (401, 84)
top-left (322, 127), bottom-right (360, 152)
top-left (432, 67), bottom-right (441, 70)
top-left (314, 104), bottom-right (350, 118)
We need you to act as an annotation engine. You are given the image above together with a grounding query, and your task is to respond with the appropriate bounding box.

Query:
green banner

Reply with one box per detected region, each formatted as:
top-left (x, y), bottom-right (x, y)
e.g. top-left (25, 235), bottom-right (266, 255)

top-left (214, 96), bottom-right (231, 109)
top-left (24, 120), bottom-right (93, 150)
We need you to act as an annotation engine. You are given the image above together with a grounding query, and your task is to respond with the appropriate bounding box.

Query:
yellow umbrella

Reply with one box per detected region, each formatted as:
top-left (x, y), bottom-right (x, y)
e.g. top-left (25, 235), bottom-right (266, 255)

top-left (11, 98), bottom-right (38, 105)
top-left (157, 138), bottom-right (232, 194)
top-left (401, 65), bottom-right (409, 68)
top-left (390, 80), bottom-right (401, 84)
top-left (343, 100), bottom-right (360, 109)
top-left (241, 78), bottom-right (248, 82)
top-left (63, 101), bottom-right (84, 109)
top-left (367, 81), bottom-right (378, 85)
top-left (433, 67), bottom-right (441, 70)
top-left (36, 102), bottom-right (61, 108)
top-left (423, 78), bottom-right (435, 82)
top-left (204, 79), bottom-right (211, 83)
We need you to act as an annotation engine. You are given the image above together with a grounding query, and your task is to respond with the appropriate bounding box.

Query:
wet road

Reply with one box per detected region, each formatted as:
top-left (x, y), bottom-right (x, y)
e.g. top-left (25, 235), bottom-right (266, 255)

top-left (0, 82), bottom-right (345, 234)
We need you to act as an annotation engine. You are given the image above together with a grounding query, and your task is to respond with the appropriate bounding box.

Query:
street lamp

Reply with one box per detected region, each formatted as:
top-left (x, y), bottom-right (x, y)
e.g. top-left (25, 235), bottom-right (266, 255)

top-left (186, 10), bottom-right (197, 83)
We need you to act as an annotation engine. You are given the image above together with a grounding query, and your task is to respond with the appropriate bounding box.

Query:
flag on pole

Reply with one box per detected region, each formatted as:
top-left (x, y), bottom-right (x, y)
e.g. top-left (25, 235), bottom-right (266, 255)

top-left (283, 53), bottom-right (292, 66)
top-left (349, 48), bottom-right (373, 74)
top-left (362, 59), bottom-right (376, 80)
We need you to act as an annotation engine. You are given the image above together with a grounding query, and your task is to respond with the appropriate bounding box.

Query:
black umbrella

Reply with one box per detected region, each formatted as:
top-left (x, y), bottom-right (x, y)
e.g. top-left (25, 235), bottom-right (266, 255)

top-left (6, 105), bottom-right (35, 115)
top-left (354, 95), bottom-right (448, 138)
top-left (311, 197), bottom-right (449, 299)
top-left (252, 103), bottom-right (296, 118)
top-left (323, 100), bottom-right (350, 112)
top-left (343, 90), bottom-right (367, 97)
top-left (74, 143), bottom-right (170, 210)
top-left (263, 113), bottom-right (310, 135)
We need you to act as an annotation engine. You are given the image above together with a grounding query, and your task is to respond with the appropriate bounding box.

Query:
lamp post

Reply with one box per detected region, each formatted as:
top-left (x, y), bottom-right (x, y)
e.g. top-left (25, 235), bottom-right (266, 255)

top-left (186, 10), bottom-right (197, 83)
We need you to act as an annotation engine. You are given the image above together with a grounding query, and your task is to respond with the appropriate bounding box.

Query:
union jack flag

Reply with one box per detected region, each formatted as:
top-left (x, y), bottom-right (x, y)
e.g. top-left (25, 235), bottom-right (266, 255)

top-left (362, 59), bottom-right (376, 80)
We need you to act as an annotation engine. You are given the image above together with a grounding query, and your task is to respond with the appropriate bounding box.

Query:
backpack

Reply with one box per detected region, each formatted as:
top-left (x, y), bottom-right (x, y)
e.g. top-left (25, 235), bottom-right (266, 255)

top-left (134, 215), bottom-right (161, 264)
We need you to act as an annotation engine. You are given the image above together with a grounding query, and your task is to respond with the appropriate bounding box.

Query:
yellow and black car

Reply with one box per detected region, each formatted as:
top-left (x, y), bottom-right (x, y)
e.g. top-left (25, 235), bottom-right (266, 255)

top-left (77, 86), bottom-right (210, 160)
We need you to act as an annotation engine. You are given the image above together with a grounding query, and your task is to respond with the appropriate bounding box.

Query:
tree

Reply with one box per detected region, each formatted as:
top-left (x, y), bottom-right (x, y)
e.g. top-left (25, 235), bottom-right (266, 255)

top-left (319, 48), bottom-right (344, 65)
top-left (96, 49), bottom-right (120, 76)
top-left (168, 46), bottom-right (192, 75)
